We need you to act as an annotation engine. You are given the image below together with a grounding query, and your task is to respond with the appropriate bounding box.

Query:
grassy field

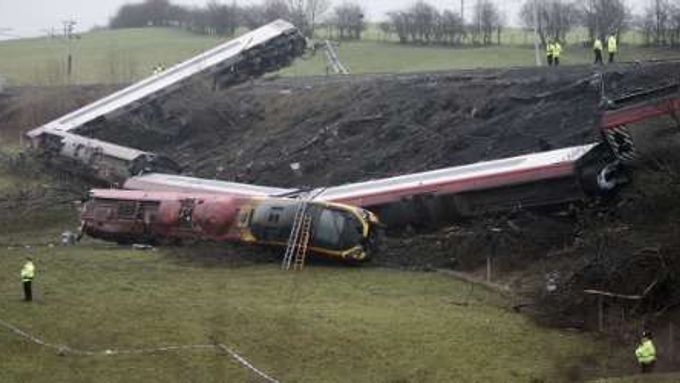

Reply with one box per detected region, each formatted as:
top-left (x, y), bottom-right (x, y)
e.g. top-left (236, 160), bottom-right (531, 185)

top-left (0, 240), bottom-right (627, 383)
top-left (0, 28), bottom-right (220, 86)
top-left (282, 41), bottom-right (680, 77)
top-left (1, 27), bottom-right (679, 86)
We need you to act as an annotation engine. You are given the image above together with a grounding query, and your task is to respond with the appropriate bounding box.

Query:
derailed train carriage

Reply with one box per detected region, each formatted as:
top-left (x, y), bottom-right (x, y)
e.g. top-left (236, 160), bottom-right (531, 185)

top-left (80, 142), bottom-right (624, 262)
top-left (81, 189), bottom-right (380, 262)
top-left (36, 131), bottom-right (181, 185)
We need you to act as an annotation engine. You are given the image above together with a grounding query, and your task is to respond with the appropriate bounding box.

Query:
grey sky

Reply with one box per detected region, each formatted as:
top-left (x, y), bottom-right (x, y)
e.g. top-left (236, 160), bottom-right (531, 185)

top-left (0, 0), bottom-right (646, 40)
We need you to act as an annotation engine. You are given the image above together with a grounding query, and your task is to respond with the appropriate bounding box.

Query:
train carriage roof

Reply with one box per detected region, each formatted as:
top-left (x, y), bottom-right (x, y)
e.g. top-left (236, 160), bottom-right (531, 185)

top-left (124, 173), bottom-right (296, 197)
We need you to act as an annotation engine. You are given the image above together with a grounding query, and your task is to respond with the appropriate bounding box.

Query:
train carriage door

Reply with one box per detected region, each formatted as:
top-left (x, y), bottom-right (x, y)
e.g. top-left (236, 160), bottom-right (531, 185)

top-left (178, 199), bottom-right (196, 229)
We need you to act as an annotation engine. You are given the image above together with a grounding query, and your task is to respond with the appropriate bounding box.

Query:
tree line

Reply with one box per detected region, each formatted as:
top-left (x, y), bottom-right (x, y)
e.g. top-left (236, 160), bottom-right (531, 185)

top-left (519, 0), bottom-right (680, 48)
top-left (384, 1), bottom-right (500, 46)
top-left (109, 0), bottom-right (362, 38)
top-left (110, 0), bottom-right (680, 48)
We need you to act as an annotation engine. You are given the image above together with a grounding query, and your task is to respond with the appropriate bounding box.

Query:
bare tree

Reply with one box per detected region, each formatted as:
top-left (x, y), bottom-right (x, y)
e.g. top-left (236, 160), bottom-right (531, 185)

top-left (639, 0), bottom-right (680, 47)
top-left (287, 0), bottom-right (331, 36)
top-left (671, 5), bottom-right (680, 47)
top-left (473, 0), bottom-right (503, 45)
top-left (577, 0), bottom-right (629, 42)
top-left (378, 21), bottom-right (393, 41)
top-left (410, 1), bottom-right (438, 43)
top-left (388, 11), bottom-right (412, 44)
top-left (241, 0), bottom-right (290, 30)
top-left (520, 0), bottom-right (579, 45)
top-left (263, 0), bottom-right (291, 21)
top-left (387, 2), bottom-right (465, 46)
top-left (332, 2), bottom-right (365, 40)
top-left (436, 10), bottom-right (466, 45)
top-left (644, 0), bottom-right (671, 45)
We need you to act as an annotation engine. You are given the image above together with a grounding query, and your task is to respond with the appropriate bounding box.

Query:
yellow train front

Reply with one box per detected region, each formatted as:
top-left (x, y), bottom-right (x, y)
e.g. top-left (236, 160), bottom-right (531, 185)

top-left (239, 198), bottom-right (381, 262)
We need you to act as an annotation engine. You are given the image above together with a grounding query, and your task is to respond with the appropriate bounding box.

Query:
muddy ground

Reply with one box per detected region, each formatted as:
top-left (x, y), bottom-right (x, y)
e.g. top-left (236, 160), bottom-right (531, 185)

top-left (3, 62), bottom-right (680, 359)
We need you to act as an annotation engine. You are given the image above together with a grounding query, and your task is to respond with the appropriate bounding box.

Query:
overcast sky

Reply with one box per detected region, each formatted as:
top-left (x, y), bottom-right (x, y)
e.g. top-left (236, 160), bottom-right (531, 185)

top-left (0, 0), bottom-right (646, 40)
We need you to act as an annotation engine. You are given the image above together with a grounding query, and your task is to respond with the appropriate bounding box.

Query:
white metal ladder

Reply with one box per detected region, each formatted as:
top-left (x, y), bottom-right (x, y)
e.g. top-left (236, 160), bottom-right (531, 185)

top-left (281, 195), bottom-right (313, 271)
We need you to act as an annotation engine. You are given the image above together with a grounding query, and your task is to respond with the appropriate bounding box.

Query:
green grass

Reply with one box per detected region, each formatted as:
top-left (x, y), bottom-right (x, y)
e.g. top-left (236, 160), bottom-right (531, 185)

top-left (0, 28), bottom-right (220, 86)
top-left (0, 238), bottom-right (623, 382)
top-left (1, 27), bottom-right (679, 86)
top-left (282, 40), bottom-right (680, 76)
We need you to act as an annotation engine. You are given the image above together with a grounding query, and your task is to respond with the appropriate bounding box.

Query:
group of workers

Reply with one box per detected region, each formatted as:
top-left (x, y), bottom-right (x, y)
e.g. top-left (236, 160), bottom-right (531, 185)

top-left (545, 34), bottom-right (618, 67)
top-left (152, 63), bottom-right (166, 75)
top-left (593, 34), bottom-right (618, 64)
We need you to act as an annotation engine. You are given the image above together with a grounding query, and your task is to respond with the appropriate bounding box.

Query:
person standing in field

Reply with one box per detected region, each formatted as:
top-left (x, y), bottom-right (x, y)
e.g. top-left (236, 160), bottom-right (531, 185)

top-left (635, 331), bottom-right (657, 374)
top-left (607, 34), bottom-right (618, 63)
top-left (593, 37), bottom-right (604, 65)
top-left (21, 257), bottom-right (35, 302)
top-left (552, 40), bottom-right (563, 67)
top-left (546, 40), bottom-right (554, 67)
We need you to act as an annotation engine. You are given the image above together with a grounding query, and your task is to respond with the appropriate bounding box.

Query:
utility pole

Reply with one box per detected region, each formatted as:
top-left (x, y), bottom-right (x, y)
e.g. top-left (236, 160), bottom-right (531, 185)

top-left (460, 0), bottom-right (464, 22)
top-left (62, 19), bottom-right (77, 78)
top-left (477, 0), bottom-right (481, 36)
top-left (533, 0), bottom-right (542, 66)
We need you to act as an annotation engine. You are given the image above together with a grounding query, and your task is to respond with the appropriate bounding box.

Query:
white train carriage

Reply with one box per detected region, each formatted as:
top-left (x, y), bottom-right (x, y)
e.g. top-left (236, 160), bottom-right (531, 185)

top-left (39, 132), bottom-right (180, 184)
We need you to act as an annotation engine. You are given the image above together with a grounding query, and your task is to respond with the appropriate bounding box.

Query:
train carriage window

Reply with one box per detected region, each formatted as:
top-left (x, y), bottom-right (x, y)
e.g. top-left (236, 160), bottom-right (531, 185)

top-left (314, 209), bottom-right (346, 248)
top-left (267, 207), bottom-right (284, 224)
top-left (117, 201), bottom-right (137, 219)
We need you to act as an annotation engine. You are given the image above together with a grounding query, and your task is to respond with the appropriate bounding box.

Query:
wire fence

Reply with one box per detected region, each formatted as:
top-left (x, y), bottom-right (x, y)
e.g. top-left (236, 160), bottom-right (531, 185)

top-left (0, 317), bottom-right (279, 383)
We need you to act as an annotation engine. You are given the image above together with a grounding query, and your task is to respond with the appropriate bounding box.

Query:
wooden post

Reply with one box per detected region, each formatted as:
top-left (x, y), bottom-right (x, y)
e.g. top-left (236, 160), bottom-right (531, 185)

top-left (486, 256), bottom-right (492, 282)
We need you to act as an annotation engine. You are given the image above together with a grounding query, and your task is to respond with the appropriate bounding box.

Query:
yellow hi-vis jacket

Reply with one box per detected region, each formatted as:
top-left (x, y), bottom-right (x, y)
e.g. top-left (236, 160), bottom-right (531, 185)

top-left (552, 42), bottom-right (563, 58)
top-left (546, 43), bottom-right (554, 57)
top-left (608, 35), bottom-right (618, 53)
top-left (635, 338), bottom-right (656, 364)
top-left (593, 39), bottom-right (603, 51)
top-left (21, 261), bottom-right (35, 282)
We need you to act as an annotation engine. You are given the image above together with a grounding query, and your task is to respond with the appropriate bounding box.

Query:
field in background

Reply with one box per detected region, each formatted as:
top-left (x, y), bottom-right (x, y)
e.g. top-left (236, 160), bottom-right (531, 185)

top-left (0, 28), bottom-right (220, 86)
top-left (0, 27), bottom-right (679, 86)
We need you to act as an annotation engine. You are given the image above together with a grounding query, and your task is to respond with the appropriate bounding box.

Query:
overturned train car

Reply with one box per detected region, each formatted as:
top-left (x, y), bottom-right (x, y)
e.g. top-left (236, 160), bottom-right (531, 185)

top-left (81, 189), bottom-right (380, 262)
top-left (36, 131), bottom-right (181, 185)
